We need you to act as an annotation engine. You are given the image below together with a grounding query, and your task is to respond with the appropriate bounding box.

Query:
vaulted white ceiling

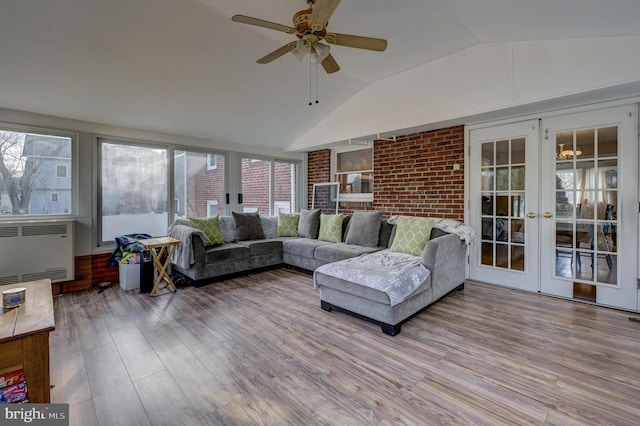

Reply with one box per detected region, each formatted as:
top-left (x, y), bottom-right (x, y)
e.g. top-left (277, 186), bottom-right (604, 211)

top-left (1, 0), bottom-right (639, 152)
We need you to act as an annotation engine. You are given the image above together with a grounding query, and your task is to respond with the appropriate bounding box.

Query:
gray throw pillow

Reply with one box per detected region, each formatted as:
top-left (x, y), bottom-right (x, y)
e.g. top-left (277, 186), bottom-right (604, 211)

top-left (219, 216), bottom-right (237, 242)
top-left (297, 208), bottom-right (321, 239)
top-left (232, 212), bottom-right (266, 241)
top-left (260, 216), bottom-right (278, 239)
top-left (345, 211), bottom-right (383, 247)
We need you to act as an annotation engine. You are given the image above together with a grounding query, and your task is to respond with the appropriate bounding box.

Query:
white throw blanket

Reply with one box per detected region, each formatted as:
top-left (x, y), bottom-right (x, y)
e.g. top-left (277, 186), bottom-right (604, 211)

top-left (314, 250), bottom-right (430, 306)
top-left (168, 224), bottom-right (209, 269)
top-left (432, 218), bottom-right (476, 246)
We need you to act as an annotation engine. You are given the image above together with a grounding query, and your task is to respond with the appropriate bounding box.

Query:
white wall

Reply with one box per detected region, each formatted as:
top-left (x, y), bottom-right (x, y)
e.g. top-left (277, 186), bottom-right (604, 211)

top-left (0, 108), bottom-right (305, 256)
top-left (289, 37), bottom-right (640, 150)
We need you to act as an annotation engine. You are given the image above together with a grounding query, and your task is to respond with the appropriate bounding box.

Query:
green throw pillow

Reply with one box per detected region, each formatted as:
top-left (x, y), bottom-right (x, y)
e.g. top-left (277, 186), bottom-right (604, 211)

top-left (318, 213), bottom-right (344, 243)
top-left (390, 216), bottom-right (435, 256)
top-left (276, 213), bottom-right (300, 237)
top-left (190, 216), bottom-right (224, 247)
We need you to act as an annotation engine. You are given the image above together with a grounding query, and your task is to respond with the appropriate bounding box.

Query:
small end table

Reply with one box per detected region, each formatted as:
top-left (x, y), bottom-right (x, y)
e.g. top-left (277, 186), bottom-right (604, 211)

top-left (140, 237), bottom-right (180, 297)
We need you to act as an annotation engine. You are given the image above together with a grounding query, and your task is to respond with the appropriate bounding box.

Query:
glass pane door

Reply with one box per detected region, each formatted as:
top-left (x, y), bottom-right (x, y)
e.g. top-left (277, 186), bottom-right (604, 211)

top-left (173, 150), bottom-right (226, 219)
top-left (480, 137), bottom-right (526, 271)
top-left (540, 105), bottom-right (637, 310)
top-left (241, 158), bottom-right (270, 214)
top-left (553, 128), bottom-right (617, 285)
top-left (274, 160), bottom-right (299, 214)
top-left (469, 120), bottom-right (539, 292)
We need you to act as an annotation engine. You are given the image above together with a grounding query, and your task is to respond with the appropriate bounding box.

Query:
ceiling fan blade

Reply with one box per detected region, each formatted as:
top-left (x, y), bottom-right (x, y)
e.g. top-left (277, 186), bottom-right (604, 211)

top-left (232, 15), bottom-right (297, 34)
top-left (325, 33), bottom-right (387, 52)
top-left (310, 0), bottom-right (341, 30)
top-left (256, 42), bottom-right (298, 64)
top-left (321, 53), bottom-right (340, 74)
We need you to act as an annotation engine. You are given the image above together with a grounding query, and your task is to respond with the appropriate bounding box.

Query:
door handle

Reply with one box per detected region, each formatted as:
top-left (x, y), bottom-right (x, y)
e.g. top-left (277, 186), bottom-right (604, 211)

top-left (527, 212), bottom-right (536, 218)
top-left (543, 212), bottom-right (553, 218)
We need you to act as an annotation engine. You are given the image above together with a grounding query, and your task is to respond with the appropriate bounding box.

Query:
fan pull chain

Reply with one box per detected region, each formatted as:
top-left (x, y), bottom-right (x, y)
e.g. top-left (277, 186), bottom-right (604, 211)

top-left (309, 52), bottom-right (313, 106)
top-left (308, 55), bottom-right (320, 106)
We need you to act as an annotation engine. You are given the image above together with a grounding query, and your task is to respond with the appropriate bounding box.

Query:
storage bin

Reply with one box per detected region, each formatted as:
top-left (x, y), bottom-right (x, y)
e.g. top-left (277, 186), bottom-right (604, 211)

top-left (119, 263), bottom-right (140, 290)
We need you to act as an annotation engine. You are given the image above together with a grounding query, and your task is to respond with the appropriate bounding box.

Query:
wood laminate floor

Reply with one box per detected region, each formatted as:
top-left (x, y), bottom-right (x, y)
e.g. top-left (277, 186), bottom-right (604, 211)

top-left (50, 268), bottom-right (640, 425)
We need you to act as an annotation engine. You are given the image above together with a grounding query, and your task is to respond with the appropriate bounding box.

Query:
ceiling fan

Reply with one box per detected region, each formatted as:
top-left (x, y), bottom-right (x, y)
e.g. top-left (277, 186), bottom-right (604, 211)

top-left (232, 0), bottom-right (387, 74)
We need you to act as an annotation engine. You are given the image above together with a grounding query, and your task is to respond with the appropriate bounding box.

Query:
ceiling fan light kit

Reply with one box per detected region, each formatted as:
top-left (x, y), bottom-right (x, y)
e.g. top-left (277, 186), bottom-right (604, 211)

top-left (231, 0), bottom-right (388, 74)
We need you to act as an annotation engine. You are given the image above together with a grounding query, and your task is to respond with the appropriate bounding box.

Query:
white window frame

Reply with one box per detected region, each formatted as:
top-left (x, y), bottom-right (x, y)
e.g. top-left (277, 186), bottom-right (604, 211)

top-left (0, 123), bottom-right (77, 220)
top-left (331, 144), bottom-right (374, 202)
top-left (238, 155), bottom-right (302, 215)
top-left (274, 201), bottom-right (291, 214)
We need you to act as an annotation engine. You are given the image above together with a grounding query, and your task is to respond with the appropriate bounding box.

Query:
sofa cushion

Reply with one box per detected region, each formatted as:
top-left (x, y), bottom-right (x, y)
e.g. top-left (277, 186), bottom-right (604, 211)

top-left (189, 216), bottom-right (224, 247)
top-left (314, 268), bottom-right (432, 305)
top-left (298, 209), bottom-right (321, 239)
top-left (283, 238), bottom-right (332, 258)
top-left (233, 212), bottom-right (266, 241)
top-left (318, 213), bottom-right (344, 243)
top-left (345, 211), bottom-right (383, 247)
top-left (236, 239), bottom-right (283, 256)
top-left (390, 216), bottom-right (435, 256)
top-left (204, 243), bottom-right (250, 263)
top-left (314, 243), bottom-right (382, 263)
top-left (276, 213), bottom-right (300, 237)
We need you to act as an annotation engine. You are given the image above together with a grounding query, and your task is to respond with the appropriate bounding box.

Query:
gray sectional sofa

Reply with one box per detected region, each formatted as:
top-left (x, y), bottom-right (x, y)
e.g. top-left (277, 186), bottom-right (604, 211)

top-left (168, 210), bottom-right (469, 335)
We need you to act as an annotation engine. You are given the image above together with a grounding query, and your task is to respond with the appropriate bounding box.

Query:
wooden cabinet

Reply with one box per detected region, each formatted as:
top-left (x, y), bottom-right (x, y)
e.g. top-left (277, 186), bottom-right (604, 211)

top-left (0, 279), bottom-right (55, 403)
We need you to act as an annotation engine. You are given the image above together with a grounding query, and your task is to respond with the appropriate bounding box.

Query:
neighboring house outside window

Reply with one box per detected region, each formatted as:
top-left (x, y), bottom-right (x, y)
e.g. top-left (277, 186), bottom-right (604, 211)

top-left (0, 128), bottom-right (73, 216)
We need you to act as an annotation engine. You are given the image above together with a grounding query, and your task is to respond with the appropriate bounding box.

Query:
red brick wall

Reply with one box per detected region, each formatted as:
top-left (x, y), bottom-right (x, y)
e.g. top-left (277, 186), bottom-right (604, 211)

top-left (273, 161), bottom-right (298, 212)
top-left (307, 125), bottom-right (465, 220)
top-left (188, 153), bottom-right (225, 218)
top-left (242, 159), bottom-right (271, 214)
top-left (307, 150), bottom-right (331, 209)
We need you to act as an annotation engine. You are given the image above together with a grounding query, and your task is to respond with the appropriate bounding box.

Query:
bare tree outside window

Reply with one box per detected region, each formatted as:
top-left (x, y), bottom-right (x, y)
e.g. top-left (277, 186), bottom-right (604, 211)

top-left (0, 131), bottom-right (72, 216)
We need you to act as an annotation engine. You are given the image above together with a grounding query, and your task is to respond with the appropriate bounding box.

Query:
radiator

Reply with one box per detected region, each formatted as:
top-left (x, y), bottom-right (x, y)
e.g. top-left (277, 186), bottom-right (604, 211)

top-left (0, 219), bottom-right (74, 285)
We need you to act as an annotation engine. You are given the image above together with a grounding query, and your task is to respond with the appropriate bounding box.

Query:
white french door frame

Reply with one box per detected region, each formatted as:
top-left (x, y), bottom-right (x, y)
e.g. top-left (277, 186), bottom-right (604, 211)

top-left (467, 120), bottom-right (540, 292)
top-left (539, 105), bottom-right (638, 310)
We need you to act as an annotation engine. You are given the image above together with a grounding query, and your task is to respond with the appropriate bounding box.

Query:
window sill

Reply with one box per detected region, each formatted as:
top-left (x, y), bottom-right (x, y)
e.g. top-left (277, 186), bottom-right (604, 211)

top-left (339, 193), bottom-right (373, 203)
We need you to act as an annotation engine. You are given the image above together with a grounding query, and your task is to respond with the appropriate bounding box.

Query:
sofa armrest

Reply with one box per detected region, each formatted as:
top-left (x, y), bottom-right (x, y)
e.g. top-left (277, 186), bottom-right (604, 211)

top-left (421, 233), bottom-right (467, 300)
top-left (168, 224), bottom-right (207, 268)
top-left (190, 232), bottom-right (206, 263)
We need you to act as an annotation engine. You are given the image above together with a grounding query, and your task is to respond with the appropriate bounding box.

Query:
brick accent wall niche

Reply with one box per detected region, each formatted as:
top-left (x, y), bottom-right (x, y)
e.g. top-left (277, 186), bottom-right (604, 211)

top-left (374, 126), bottom-right (464, 220)
top-left (306, 125), bottom-right (465, 220)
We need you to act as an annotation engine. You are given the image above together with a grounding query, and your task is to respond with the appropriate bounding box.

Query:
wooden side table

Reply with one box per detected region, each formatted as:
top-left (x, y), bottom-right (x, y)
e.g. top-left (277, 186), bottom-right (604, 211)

top-left (0, 279), bottom-right (55, 403)
top-left (140, 237), bottom-right (180, 296)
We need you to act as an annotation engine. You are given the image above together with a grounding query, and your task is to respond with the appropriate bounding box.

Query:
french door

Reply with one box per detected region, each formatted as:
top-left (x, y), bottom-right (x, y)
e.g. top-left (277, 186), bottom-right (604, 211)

top-left (469, 120), bottom-right (540, 292)
top-left (539, 106), bottom-right (638, 310)
top-left (469, 104), bottom-right (638, 311)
